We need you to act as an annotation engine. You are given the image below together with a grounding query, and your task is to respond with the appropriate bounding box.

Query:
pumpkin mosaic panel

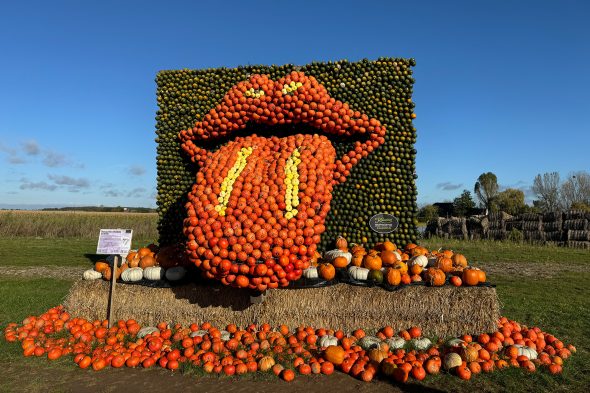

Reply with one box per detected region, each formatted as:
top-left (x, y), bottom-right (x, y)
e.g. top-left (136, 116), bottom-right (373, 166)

top-left (156, 58), bottom-right (419, 288)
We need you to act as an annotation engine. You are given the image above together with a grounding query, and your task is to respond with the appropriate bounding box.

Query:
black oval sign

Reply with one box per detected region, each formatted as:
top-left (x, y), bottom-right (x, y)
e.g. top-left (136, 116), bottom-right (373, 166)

top-left (369, 213), bottom-right (399, 234)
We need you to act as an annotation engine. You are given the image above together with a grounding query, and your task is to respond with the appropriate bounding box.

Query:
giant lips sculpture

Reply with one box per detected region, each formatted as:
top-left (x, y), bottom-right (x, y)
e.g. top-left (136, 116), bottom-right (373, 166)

top-left (179, 71), bottom-right (385, 290)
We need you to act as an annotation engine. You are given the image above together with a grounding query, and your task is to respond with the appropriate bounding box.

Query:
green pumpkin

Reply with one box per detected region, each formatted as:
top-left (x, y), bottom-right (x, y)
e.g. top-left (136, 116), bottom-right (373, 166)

top-left (368, 269), bottom-right (384, 284)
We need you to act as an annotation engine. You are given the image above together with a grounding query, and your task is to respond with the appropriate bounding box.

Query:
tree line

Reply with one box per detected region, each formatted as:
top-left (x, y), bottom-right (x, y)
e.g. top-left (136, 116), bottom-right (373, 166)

top-left (418, 171), bottom-right (590, 221)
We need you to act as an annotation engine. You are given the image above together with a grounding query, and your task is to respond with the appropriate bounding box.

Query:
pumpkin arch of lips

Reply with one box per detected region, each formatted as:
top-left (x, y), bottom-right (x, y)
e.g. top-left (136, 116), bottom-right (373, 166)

top-left (179, 71), bottom-right (386, 290)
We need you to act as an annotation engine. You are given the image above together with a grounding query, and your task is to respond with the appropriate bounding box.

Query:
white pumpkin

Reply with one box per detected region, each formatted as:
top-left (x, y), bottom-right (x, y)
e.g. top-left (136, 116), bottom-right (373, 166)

top-left (348, 266), bottom-right (370, 281)
top-left (444, 352), bottom-right (462, 370)
top-left (318, 335), bottom-right (338, 347)
top-left (514, 344), bottom-right (538, 360)
top-left (121, 267), bottom-right (143, 282)
top-left (190, 330), bottom-right (208, 338)
top-left (410, 337), bottom-right (432, 351)
top-left (445, 338), bottom-right (467, 348)
top-left (83, 269), bottom-right (102, 280)
top-left (220, 330), bottom-right (231, 341)
top-left (303, 267), bottom-right (319, 279)
top-left (358, 335), bottom-right (382, 350)
top-left (323, 249), bottom-right (352, 264)
top-left (143, 266), bottom-right (165, 281)
top-left (385, 336), bottom-right (406, 350)
top-left (137, 326), bottom-right (158, 338)
top-left (165, 266), bottom-right (186, 281)
top-left (409, 255), bottom-right (428, 268)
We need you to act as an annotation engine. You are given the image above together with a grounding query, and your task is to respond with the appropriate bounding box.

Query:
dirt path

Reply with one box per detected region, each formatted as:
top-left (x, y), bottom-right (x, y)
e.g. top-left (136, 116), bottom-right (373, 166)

top-left (0, 361), bottom-right (445, 393)
top-left (0, 266), bottom-right (86, 280)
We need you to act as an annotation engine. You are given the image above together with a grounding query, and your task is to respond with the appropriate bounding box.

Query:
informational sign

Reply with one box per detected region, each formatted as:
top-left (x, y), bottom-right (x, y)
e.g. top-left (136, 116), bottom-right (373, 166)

top-left (369, 214), bottom-right (399, 234)
top-left (97, 229), bottom-right (133, 255)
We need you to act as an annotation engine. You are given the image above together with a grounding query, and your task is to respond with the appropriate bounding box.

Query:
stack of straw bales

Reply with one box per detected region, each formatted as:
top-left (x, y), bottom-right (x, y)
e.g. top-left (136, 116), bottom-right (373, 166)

top-left (64, 280), bottom-right (500, 337)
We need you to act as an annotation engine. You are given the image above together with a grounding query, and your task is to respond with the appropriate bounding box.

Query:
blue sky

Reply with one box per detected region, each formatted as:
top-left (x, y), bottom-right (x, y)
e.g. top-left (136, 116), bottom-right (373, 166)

top-left (0, 0), bottom-right (588, 209)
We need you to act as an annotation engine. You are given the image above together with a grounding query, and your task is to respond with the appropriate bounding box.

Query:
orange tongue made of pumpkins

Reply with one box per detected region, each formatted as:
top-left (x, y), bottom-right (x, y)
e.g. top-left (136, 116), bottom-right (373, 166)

top-left (185, 134), bottom-right (335, 287)
top-left (179, 72), bottom-right (388, 289)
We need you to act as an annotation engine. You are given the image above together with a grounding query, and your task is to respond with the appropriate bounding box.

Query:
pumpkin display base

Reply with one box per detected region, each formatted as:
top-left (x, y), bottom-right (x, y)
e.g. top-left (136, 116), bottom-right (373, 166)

top-left (64, 280), bottom-right (500, 337)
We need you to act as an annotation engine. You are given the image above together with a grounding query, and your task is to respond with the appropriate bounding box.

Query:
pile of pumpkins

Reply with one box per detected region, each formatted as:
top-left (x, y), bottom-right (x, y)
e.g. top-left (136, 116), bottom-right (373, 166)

top-left (303, 237), bottom-right (487, 287)
top-left (4, 306), bottom-right (574, 384)
top-left (82, 244), bottom-right (189, 284)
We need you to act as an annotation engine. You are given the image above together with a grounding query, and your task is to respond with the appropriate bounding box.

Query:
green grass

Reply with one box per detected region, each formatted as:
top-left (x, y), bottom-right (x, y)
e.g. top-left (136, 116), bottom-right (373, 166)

top-left (0, 237), bottom-right (589, 392)
top-left (421, 237), bottom-right (590, 265)
top-left (0, 237), bottom-right (156, 267)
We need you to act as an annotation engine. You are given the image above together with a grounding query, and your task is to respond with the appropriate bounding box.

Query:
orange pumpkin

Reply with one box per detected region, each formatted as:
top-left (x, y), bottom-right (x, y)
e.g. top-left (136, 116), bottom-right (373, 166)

top-left (452, 253), bottom-right (468, 268)
top-left (350, 244), bottom-right (366, 254)
top-left (462, 269), bottom-right (480, 286)
top-left (425, 268), bottom-right (446, 286)
top-left (102, 266), bottom-right (120, 281)
top-left (392, 261), bottom-right (408, 275)
top-left (351, 253), bottom-right (364, 267)
top-left (319, 263), bottom-right (336, 280)
top-left (380, 250), bottom-right (399, 266)
top-left (411, 246), bottom-right (428, 257)
top-left (324, 345), bottom-right (345, 365)
top-left (363, 250), bottom-right (382, 270)
top-left (129, 256), bottom-right (140, 268)
top-left (310, 251), bottom-right (322, 266)
top-left (435, 257), bottom-right (453, 273)
top-left (139, 255), bottom-right (156, 269)
top-left (332, 256), bottom-right (349, 268)
top-left (477, 269), bottom-right (486, 283)
top-left (383, 241), bottom-right (397, 251)
top-left (386, 268), bottom-right (401, 286)
top-left (410, 264), bottom-right (423, 275)
top-left (335, 236), bottom-right (348, 251)
top-left (368, 348), bottom-right (388, 364)
top-left (137, 247), bottom-right (152, 258)
top-left (94, 261), bottom-right (109, 273)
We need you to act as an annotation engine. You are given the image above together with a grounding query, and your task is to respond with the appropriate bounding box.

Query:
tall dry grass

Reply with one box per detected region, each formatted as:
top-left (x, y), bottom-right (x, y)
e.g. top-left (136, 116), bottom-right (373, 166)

top-left (0, 210), bottom-right (158, 239)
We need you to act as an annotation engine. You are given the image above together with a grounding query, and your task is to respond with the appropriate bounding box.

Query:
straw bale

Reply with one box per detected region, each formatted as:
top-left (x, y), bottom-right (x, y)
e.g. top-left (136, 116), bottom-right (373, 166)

top-left (523, 231), bottom-right (546, 242)
top-left (563, 219), bottom-right (588, 231)
top-left (545, 231), bottom-right (564, 241)
top-left (543, 211), bottom-right (562, 222)
top-left (520, 213), bottom-right (541, 221)
top-left (567, 230), bottom-right (590, 241)
top-left (64, 281), bottom-right (500, 337)
top-left (564, 210), bottom-right (586, 220)
top-left (542, 222), bottom-right (562, 232)
top-left (522, 220), bottom-right (542, 231)
top-left (566, 241), bottom-right (590, 249)
top-left (487, 229), bottom-right (506, 240)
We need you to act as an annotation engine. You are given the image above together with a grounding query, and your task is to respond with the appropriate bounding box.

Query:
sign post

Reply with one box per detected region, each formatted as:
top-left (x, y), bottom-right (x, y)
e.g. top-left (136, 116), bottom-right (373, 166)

top-left (96, 229), bottom-right (133, 328)
top-left (107, 255), bottom-right (119, 328)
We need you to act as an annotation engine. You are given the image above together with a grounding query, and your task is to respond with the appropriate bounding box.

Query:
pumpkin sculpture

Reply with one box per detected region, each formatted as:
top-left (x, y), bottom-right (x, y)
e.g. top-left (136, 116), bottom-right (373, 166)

top-left (179, 72), bottom-right (387, 290)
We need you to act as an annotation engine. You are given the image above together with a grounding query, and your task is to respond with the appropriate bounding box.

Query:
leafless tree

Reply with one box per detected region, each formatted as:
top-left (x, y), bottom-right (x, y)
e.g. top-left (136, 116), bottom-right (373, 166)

top-left (532, 172), bottom-right (560, 211)
top-left (560, 171), bottom-right (590, 209)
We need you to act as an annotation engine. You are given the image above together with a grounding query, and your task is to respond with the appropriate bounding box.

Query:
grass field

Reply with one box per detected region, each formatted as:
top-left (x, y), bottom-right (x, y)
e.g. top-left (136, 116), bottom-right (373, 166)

top-left (0, 210), bottom-right (158, 239)
top-left (0, 237), bottom-right (589, 392)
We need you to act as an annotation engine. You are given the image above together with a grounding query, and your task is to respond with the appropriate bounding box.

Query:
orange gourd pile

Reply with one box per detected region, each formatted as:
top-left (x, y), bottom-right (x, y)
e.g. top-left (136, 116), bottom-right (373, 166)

top-left (319, 239), bottom-right (488, 288)
top-left (4, 307), bottom-right (575, 383)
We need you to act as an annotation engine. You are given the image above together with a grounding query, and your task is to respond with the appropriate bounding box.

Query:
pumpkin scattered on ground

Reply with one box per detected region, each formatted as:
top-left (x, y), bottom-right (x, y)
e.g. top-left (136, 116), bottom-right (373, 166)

top-left (3, 306), bottom-right (575, 384)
